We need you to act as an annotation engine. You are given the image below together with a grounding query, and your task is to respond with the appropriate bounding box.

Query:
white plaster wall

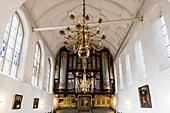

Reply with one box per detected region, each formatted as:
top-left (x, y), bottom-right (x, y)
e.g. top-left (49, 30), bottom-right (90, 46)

top-left (114, 0), bottom-right (170, 113)
top-left (0, 4), bottom-right (57, 113)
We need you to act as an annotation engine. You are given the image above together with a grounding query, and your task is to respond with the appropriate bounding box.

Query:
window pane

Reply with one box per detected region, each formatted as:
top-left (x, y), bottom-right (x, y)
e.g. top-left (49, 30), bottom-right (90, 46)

top-left (3, 32), bottom-right (8, 40)
top-left (32, 75), bottom-right (35, 85)
top-left (32, 67), bottom-right (36, 76)
top-left (15, 43), bottom-right (21, 52)
top-left (135, 41), bottom-right (147, 80)
top-left (34, 52), bottom-right (38, 59)
top-left (10, 26), bottom-right (17, 38)
top-left (46, 60), bottom-right (51, 92)
top-left (5, 23), bottom-right (10, 32)
top-left (32, 43), bottom-right (41, 87)
top-left (35, 77), bottom-right (38, 86)
top-left (0, 40), bottom-right (7, 57)
top-left (36, 64), bottom-right (40, 78)
top-left (13, 50), bottom-right (19, 66)
top-left (12, 15), bottom-right (19, 29)
top-left (37, 55), bottom-right (40, 63)
top-left (8, 36), bottom-right (15, 48)
top-left (18, 24), bottom-right (22, 34)
top-left (3, 60), bottom-right (11, 74)
top-left (162, 26), bottom-right (168, 36)
top-left (36, 44), bottom-right (39, 52)
top-left (125, 54), bottom-right (132, 86)
top-left (16, 33), bottom-right (22, 44)
top-left (33, 59), bottom-right (37, 67)
top-left (160, 14), bottom-right (170, 58)
top-left (118, 58), bottom-right (123, 89)
top-left (11, 64), bottom-right (17, 76)
top-left (5, 47), bottom-right (13, 61)
top-left (167, 46), bottom-right (170, 56)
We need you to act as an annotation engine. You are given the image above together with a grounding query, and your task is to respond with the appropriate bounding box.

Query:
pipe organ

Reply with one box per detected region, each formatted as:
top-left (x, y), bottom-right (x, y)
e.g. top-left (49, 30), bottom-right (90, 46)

top-left (54, 47), bottom-right (115, 94)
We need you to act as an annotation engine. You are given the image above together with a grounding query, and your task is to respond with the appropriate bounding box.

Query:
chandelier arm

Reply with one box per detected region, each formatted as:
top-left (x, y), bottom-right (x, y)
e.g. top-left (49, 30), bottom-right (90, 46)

top-left (88, 24), bottom-right (100, 30)
top-left (86, 33), bottom-right (98, 40)
top-left (64, 35), bottom-right (78, 41)
top-left (90, 40), bottom-right (102, 42)
top-left (91, 44), bottom-right (100, 51)
top-left (73, 34), bottom-right (79, 38)
top-left (63, 36), bottom-right (70, 40)
top-left (89, 33), bottom-right (97, 38)
top-left (66, 34), bottom-right (79, 40)
top-left (64, 36), bottom-right (77, 41)
top-left (74, 45), bottom-right (80, 53)
top-left (70, 30), bottom-right (79, 33)
top-left (73, 20), bottom-right (77, 25)
top-left (88, 32), bottom-right (98, 36)
top-left (70, 42), bottom-right (78, 46)
top-left (84, 32), bottom-right (97, 40)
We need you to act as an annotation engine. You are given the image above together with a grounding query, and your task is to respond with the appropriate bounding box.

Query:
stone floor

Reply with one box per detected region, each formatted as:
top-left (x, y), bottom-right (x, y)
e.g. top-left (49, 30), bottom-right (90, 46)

top-left (92, 108), bottom-right (115, 113)
top-left (55, 108), bottom-right (115, 113)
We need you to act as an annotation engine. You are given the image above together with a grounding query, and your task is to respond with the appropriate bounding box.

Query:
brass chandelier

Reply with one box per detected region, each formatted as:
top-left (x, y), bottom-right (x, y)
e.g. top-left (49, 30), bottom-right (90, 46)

top-left (59, 0), bottom-right (106, 61)
top-left (75, 66), bottom-right (94, 94)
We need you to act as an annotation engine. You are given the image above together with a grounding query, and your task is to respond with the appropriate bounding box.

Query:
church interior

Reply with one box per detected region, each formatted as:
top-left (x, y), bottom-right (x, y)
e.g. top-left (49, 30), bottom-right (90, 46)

top-left (0, 0), bottom-right (170, 113)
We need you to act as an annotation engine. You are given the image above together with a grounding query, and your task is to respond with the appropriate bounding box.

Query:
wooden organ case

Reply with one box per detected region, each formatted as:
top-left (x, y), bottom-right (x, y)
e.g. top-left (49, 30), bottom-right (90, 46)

top-left (53, 47), bottom-right (115, 94)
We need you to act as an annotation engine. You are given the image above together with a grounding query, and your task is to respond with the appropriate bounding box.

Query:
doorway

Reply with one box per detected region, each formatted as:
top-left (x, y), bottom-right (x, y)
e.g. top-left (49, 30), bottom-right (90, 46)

top-left (78, 96), bottom-right (92, 112)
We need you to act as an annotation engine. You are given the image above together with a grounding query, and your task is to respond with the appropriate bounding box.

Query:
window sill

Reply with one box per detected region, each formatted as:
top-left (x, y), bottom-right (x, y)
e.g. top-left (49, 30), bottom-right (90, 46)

top-left (32, 85), bottom-right (42, 90)
top-left (47, 91), bottom-right (52, 94)
top-left (0, 71), bottom-right (20, 81)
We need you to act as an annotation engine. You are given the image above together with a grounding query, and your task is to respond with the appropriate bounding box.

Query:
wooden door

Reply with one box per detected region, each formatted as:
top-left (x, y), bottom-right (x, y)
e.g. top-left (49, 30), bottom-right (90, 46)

top-left (78, 96), bottom-right (91, 111)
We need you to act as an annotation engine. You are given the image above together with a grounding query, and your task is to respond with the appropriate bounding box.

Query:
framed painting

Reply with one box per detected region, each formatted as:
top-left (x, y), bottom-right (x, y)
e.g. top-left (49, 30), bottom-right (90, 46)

top-left (138, 85), bottom-right (152, 108)
top-left (12, 94), bottom-right (23, 109)
top-left (33, 98), bottom-right (39, 109)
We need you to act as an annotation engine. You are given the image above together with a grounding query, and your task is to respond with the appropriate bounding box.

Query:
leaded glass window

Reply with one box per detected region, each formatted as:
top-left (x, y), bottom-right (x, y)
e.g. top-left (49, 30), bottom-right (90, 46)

top-left (46, 59), bottom-right (51, 92)
top-left (118, 58), bottom-right (123, 90)
top-left (125, 54), bottom-right (132, 86)
top-left (32, 42), bottom-right (41, 87)
top-left (0, 13), bottom-right (23, 77)
top-left (160, 14), bottom-right (170, 58)
top-left (135, 40), bottom-right (147, 81)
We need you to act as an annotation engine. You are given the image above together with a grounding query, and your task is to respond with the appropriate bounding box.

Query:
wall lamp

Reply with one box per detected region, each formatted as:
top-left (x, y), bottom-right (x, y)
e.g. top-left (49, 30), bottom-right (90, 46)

top-left (0, 97), bottom-right (3, 104)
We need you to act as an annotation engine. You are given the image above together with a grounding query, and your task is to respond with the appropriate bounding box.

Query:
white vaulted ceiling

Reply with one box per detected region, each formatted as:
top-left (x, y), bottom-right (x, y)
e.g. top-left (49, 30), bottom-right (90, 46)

top-left (24, 0), bottom-right (144, 57)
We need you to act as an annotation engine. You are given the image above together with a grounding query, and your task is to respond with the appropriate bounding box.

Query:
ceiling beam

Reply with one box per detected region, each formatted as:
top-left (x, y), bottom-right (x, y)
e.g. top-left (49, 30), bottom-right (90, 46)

top-left (32, 17), bottom-right (143, 32)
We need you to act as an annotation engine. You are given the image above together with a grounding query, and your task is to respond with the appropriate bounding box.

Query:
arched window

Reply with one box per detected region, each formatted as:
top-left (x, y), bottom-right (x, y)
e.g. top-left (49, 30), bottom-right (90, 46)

top-left (160, 14), bottom-right (170, 57)
top-left (46, 59), bottom-right (51, 92)
top-left (118, 58), bottom-right (123, 90)
top-left (125, 54), bottom-right (132, 86)
top-left (114, 65), bottom-right (118, 93)
top-left (150, 4), bottom-right (170, 70)
top-left (32, 42), bottom-right (41, 87)
top-left (135, 40), bottom-right (147, 81)
top-left (0, 13), bottom-right (23, 77)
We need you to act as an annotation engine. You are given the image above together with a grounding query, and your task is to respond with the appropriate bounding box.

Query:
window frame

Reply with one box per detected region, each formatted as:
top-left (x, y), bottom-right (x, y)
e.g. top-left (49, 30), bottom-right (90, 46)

top-left (160, 14), bottom-right (170, 58)
top-left (118, 58), bottom-right (123, 90)
top-left (0, 12), bottom-right (24, 78)
top-left (32, 42), bottom-right (41, 87)
top-left (125, 54), bottom-right (132, 86)
top-left (46, 58), bottom-right (51, 92)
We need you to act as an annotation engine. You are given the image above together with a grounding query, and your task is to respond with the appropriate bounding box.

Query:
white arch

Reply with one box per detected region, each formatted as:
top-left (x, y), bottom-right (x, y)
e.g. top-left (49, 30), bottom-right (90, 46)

top-left (48, 56), bottom-right (54, 93)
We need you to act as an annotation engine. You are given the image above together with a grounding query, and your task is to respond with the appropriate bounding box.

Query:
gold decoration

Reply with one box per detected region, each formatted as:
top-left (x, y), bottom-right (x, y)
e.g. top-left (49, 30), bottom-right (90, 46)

top-left (94, 95), bottom-right (111, 108)
top-left (75, 66), bottom-right (94, 94)
top-left (59, 0), bottom-right (107, 60)
top-left (70, 14), bottom-right (75, 20)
